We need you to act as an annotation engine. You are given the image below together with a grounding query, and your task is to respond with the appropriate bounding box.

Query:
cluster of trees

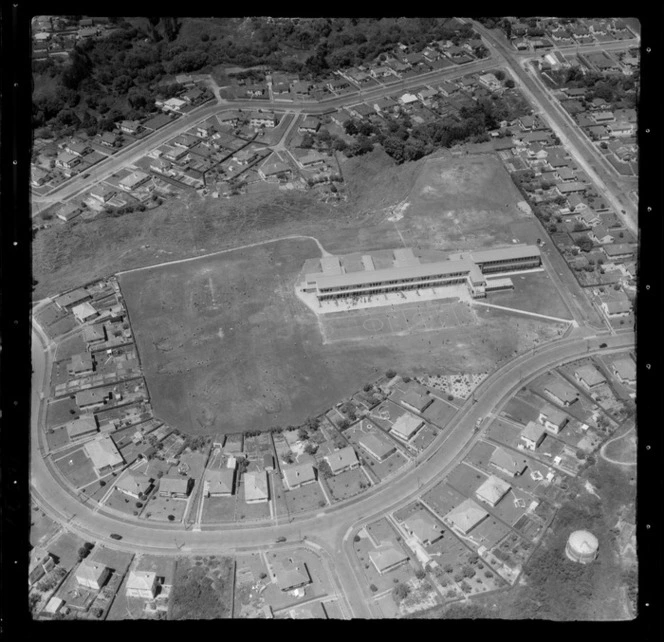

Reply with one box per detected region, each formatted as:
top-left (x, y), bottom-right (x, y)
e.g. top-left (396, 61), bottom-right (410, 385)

top-left (340, 91), bottom-right (530, 164)
top-left (553, 66), bottom-right (638, 107)
top-left (33, 18), bottom-right (487, 139)
top-left (169, 563), bottom-right (229, 620)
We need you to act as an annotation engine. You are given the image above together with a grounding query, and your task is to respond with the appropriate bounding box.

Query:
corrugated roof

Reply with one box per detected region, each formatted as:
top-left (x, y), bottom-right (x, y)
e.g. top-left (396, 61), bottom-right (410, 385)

top-left (311, 258), bottom-right (475, 291)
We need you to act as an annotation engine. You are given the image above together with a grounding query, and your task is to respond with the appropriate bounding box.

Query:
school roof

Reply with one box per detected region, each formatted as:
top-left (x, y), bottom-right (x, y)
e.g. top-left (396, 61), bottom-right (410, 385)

top-left (282, 462), bottom-right (316, 487)
top-left (489, 447), bottom-right (528, 475)
top-left (307, 258), bottom-right (476, 291)
top-left (575, 364), bottom-right (606, 386)
top-left (475, 475), bottom-right (512, 505)
top-left (391, 413), bottom-right (424, 440)
top-left (84, 436), bottom-right (124, 470)
top-left (403, 510), bottom-right (443, 543)
top-left (244, 471), bottom-right (269, 501)
top-left (449, 244), bottom-right (540, 264)
top-left (324, 446), bottom-right (359, 474)
top-left (66, 416), bottom-right (98, 439)
top-left (444, 498), bottom-right (489, 534)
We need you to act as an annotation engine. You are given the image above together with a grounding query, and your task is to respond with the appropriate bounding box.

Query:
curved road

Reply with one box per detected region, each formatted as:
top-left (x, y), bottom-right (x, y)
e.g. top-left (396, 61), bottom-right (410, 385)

top-left (31, 316), bottom-right (634, 615)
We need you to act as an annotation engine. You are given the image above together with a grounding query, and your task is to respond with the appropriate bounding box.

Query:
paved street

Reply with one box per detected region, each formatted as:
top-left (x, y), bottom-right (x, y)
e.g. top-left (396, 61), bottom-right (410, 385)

top-left (472, 21), bottom-right (638, 235)
top-left (31, 317), bottom-right (633, 615)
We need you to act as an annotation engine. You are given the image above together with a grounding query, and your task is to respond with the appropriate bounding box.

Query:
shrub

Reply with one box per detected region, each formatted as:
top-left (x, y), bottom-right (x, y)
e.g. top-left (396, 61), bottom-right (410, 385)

top-left (167, 514), bottom-right (175, 521)
top-left (370, 584), bottom-right (378, 593)
top-left (363, 383), bottom-right (373, 392)
top-left (447, 395), bottom-right (454, 401)
top-left (415, 569), bottom-right (426, 580)
top-left (136, 502), bottom-right (143, 508)
top-left (354, 535), bottom-right (361, 543)
top-left (393, 582), bottom-right (410, 602)
top-left (99, 480), bottom-right (106, 487)
top-left (385, 369), bottom-right (397, 379)
top-left (402, 376), bottom-right (411, 383)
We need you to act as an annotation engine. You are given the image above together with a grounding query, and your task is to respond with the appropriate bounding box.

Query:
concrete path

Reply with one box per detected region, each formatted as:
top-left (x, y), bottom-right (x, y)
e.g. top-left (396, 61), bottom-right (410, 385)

top-left (600, 422), bottom-right (636, 466)
top-left (472, 300), bottom-right (577, 325)
top-left (116, 234), bottom-right (332, 276)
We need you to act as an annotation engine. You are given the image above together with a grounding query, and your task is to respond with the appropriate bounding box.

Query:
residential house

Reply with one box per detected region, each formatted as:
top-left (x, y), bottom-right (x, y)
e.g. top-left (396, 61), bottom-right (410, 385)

top-left (31, 166), bottom-right (49, 187)
top-left (245, 83), bottom-right (267, 98)
top-left (72, 302), bottom-right (99, 323)
top-left (158, 475), bottom-right (191, 498)
top-left (478, 73), bottom-right (502, 91)
top-left (331, 110), bottom-right (352, 127)
top-left (83, 323), bottom-right (106, 345)
top-left (402, 510), bottom-right (444, 545)
top-left (282, 462), bottom-right (316, 490)
top-left (76, 560), bottom-right (110, 591)
top-left (197, 123), bottom-right (216, 138)
top-left (398, 93), bottom-right (419, 106)
top-left (162, 97), bottom-right (187, 112)
top-left (589, 225), bottom-right (614, 244)
top-left (118, 120), bottom-right (141, 135)
top-left (90, 184), bottom-right (117, 203)
top-left (172, 134), bottom-right (198, 149)
top-left (217, 111), bottom-right (242, 127)
top-left (259, 158), bottom-right (291, 181)
top-left (116, 472), bottom-right (152, 499)
top-left (119, 170), bottom-right (150, 191)
top-left (417, 87), bottom-right (438, 105)
top-left (520, 421), bottom-right (546, 451)
top-left (444, 498), bottom-right (489, 535)
top-left (390, 413), bottom-right (424, 442)
top-left (400, 390), bottom-right (433, 414)
top-left (538, 404), bottom-right (569, 434)
top-left (274, 560), bottom-right (311, 592)
top-left (358, 433), bottom-right (396, 462)
top-left (574, 364), bottom-right (607, 390)
top-left (324, 446), bottom-right (359, 475)
top-left (601, 297), bottom-right (632, 317)
top-left (298, 116), bottom-right (321, 133)
top-left (67, 352), bottom-right (95, 376)
top-left (206, 469), bottom-right (235, 497)
top-left (602, 243), bottom-right (637, 261)
top-left (64, 140), bottom-right (90, 157)
top-left (55, 151), bottom-right (80, 170)
top-left (182, 87), bottom-right (204, 103)
top-left (544, 380), bottom-right (579, 406)
top-left (244, 471), bottom-right (269, 503)
top-left (126, 570), bottom-right (158, 599)
top-left (66, 416), bottom-right (99, 441)
top-left (369, 545), bottom-right (409, 574)
top-left (612, 358), bottom-right (636, 385)
top-left (489, 447), bottom-right (528, 477)
top-left (369, 65), bottom-right (394, 79)
top-left (84, 436), bottom-right (124, 474)
top-left (373, 96), bottom-right (399, 114)
top-left (587, 125), bottom-right (610, 140)
top-left (438, 81), bottom-right (458, 97)
top-left (575, 209), bottom-right (601, 227)
top-left (249, 111), bottom-right (278, 128)
top-left (475, 475), bottom-right (512, 507)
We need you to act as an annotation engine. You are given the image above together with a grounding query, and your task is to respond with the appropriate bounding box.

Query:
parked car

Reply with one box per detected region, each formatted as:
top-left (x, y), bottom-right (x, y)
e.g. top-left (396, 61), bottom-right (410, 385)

top-left (109, 533), bottom-right (123, 540)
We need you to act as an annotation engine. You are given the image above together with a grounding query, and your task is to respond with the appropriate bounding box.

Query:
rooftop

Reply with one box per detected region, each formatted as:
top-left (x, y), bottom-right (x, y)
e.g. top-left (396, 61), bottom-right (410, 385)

top-left (244, 471), bottom-right (269, 501)
top-left (475, 474), bottom-right (512, 506)
top-left (403, 509), bottom-right (443, 543)
top-left (84, 436), bottom-right (124, 470)
top-left (444, 498), bottom-right (489, 534)
top-left (282, 462), bottom-right (316, 487)
top-left (575, 364), bottom-right (606, 386)
top-left (324, 446), bottom-right (359, 474)
top-left (391, 413), bottom-right (424, 440)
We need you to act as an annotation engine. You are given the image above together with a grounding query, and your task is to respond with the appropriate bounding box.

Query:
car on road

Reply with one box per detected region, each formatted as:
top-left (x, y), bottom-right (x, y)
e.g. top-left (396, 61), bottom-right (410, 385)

top-left (82, 173), bottom-right (90, 178)
top-left (599, 343), bottom-right (608, 349)
top-left (110, 533), bottom-right (123, 540)
top-left (276, 536), bottom-right (287, 543)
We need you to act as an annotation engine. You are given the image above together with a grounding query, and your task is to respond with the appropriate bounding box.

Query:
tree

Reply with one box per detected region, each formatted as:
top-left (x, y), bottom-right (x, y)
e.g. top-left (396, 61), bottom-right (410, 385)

top-left (167, 514), bottom-right (175, 521)
top-left (393, 582), bottom-right (410, 602)
top-left (415, 569), bottom-right (426, 580)
top-left (363, 383), bottom-right (373, 392)
top-left (300, 133), bottom-right (314, 148)
top-left (495, 70), bottom-right (506, 81)
top-left (505, 78), bottom-right (515, 89)
top-left (385, 369), bottom-right (397, 379)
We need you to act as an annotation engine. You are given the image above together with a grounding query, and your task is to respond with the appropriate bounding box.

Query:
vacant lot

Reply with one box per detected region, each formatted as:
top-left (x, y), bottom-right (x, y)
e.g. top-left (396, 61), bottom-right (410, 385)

top-left (284, 481), bottom-right (327, 514)
top-left (325, 467), bottom-right (369, 502)
top-left (396, 153), bottom-right (539, 250)
top-left (46, 397), bottom-right (79, 429)
top-left (144, 495), bottom-right (187, 523)
top-left (202, 495), bottom-right (237, 524)
top-left (169, 555), bottom-right (234, 620)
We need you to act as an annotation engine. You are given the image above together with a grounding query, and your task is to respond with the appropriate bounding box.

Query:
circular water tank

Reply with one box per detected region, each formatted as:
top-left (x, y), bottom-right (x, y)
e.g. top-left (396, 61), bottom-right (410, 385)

top-left (565, 530), bottom-right (599, 564)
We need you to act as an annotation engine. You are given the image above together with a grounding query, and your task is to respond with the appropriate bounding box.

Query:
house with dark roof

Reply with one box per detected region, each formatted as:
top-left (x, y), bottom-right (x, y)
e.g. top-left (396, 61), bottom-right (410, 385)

top-left (324, 446), bottom-right (359, 475)
top-left (116, 472), bottom-right (152, 499)
top-left (489, 447), bottom-right (528, 477)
